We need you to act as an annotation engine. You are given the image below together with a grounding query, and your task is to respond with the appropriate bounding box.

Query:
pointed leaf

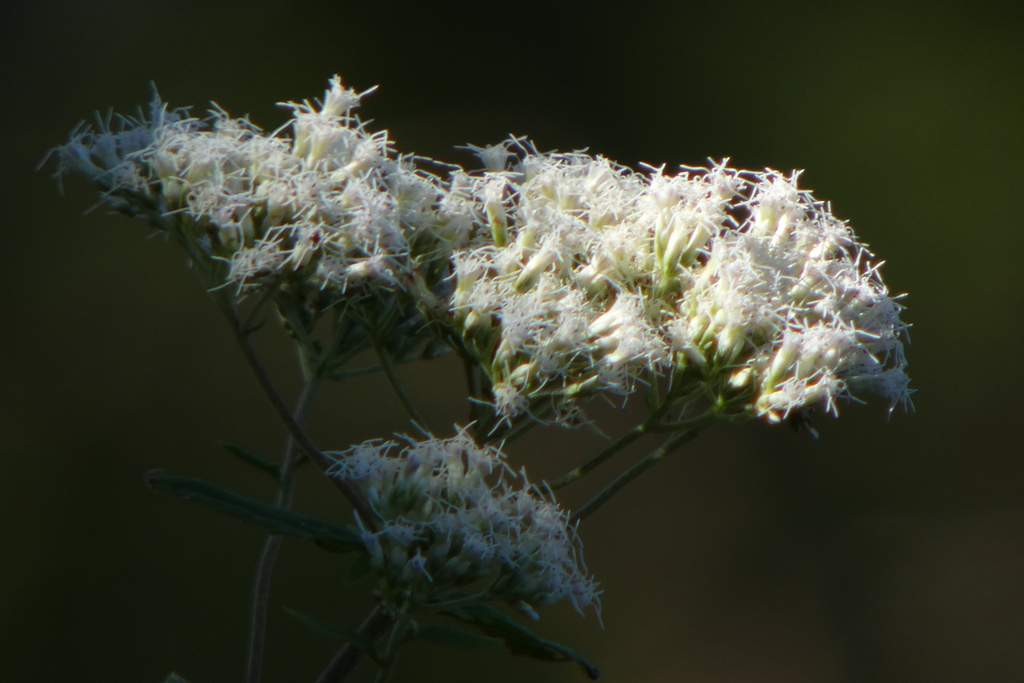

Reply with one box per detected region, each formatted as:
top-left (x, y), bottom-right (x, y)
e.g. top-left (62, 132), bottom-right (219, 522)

top-left (409, 623), bottom-right (501, 649)
top-left (283, 607), bottom-right (382, 664)
top-left (220, 441), bottom-right (281, 482)
top-left (439, 600), bottom-right (599, 679)
top-left (145, 472), bottom-right (364, 552)
top-left (162, 674), bottom-right (189, 683)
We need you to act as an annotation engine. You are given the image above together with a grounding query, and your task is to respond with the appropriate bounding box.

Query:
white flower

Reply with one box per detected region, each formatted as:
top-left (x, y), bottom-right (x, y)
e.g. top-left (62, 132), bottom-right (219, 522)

top-left (326, 428), bottom-right (601, 618)
top-left (54, 78), bottom-right (911, 427)
top-left (445, 145), bottom-right (910, 424)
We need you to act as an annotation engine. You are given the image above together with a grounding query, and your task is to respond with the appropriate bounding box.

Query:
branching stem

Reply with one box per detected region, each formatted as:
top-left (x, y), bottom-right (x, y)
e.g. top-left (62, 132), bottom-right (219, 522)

top-left (220, 299), bottom-right (377, 527)
top-left (548, 398), bottom-right (679, 490)
top-left (313, 605), bottom-right (395, 683)
top-left (569, 415), bottom-right (715, 523)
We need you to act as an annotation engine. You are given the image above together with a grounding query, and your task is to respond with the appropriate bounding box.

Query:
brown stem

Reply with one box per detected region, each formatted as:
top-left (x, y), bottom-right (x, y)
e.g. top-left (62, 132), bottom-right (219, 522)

top-left (246, 378), bottom-right (318, 683)
top-left (313, 605), bottom-right (395, 683)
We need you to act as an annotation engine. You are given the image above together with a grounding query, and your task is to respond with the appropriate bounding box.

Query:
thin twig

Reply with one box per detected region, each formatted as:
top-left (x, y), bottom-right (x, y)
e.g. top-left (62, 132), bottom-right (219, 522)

top-left (313, 605), bottom-right (395, 683)
top-left (221, 301), bottom-right (377, 528)
top-left (375, 343), bottom-right (431, 432)
top-left (548, 423), bottom-right (650, 490)
top-left (570, 421), bottom-right (710, 524)
top-left (421, 589), bottom-right (492, 612)
top-left (548, 397), bottom-right (710, 490)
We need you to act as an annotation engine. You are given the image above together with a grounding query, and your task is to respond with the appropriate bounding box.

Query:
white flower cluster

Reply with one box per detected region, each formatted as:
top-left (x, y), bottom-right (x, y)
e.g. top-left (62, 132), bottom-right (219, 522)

top-left (53, 78), bottom-right (910, 426)
top-left (327, 429), bottom-right (600, 619)
top-left (450, 143), bottom-right (911, 424)
top-left (52, 77), bottom-right (467, 300)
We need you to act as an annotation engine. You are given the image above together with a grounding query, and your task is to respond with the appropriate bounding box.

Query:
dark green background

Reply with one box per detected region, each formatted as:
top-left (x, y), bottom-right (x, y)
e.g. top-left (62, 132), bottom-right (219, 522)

top-left (3, 1), bottom-right (1023, 681)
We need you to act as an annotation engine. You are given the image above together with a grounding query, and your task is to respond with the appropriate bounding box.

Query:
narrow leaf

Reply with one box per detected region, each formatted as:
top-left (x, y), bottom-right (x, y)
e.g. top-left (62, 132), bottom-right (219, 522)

top-left (283, 607), bottom-right (382, 664)
top-left (220, 441), bottom-right (281, 482)
top-left (410, 623), bottom-right (501, 649)
top-left (439, 600), bottom-right (599, 679)
top-left (145, 472), bottom-right (363, 552)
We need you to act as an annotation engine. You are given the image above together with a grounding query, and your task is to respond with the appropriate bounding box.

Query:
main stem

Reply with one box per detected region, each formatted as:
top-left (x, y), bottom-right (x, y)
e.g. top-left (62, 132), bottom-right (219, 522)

top-left (246, 373), bottom-right (320, 683)
top-left (313, 605), bottom-right (395, 683)
top-left (221, 301), bottom-right (377, 527)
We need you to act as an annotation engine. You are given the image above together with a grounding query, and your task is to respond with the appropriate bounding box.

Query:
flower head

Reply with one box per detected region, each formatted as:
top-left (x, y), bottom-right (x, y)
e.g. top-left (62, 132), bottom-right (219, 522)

top-left (445, 144), bottom-right (910, 425)
top-left (50, 78), bottom-right (466, 309)
top-left (327, 428), bottom-right (601, 619)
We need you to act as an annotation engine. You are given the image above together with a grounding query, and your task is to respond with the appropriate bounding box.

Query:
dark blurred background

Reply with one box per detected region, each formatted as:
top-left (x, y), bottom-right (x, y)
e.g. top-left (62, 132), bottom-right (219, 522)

top-left (3, 1), bottom-right (1023, 681)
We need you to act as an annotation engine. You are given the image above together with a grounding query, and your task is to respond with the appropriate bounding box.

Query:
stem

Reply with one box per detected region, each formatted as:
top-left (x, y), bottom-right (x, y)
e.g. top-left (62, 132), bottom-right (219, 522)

top-left (491, 413), bottom-right (543, 446)
top-left (570, 418), bottom-right (712, 524)
top-left (548, 423), bottom-right (650, 490)
top-left (220, 300), bottom-right (378, 528)
top-left (313, 605), bottom-right (395, 683)
top-left (373, 612), bottom-right (411, 683)
top-left (422, 589), bottom-right (493, 612)
top-left (375, 343), bottom-right (430, 432)
top-left (329, 364), bottom-right (382, 380)
top-left (547, 385), bottom-right (709, 490)
top-left (246, 376), bottom-right (320, 683)
top-left (463, 358), bottom-right (480, 427)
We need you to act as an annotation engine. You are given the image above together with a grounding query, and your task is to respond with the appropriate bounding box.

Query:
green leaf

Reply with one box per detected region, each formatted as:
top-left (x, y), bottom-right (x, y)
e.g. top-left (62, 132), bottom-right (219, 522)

top-left (162, 674), bottom-right (189, 683)
top-left (409, 622), bottom-right (501, 649)
top-left (220, 441), bottom-right (281, 483)
top-left (283, 607), bottom-right (382, 664)
top-left (145, 472), bottom-right (364, 552)
top-left (438, 599), bottom-right (599, 679)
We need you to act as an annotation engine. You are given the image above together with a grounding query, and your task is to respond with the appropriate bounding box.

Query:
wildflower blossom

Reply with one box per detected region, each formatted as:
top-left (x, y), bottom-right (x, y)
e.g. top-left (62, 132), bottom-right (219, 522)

top-left (50, 77), bottom-right (470, 306)
top-left (52, 78), bottom-right (910, 429)
top-left (327, 429), bottom-right (601, 619)
top-left (447, 143), bottom-right (910, 425)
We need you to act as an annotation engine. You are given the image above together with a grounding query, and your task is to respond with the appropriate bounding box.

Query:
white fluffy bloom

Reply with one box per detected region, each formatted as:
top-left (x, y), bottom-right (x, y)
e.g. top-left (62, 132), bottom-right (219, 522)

top-left (326, 429), bottom-right (601, 618)
top-left (50, 77), bottom-right (458, 305)
top-left (53, 78), bottom-right (910, 427)
top-left (447, 145), bottom-right (910, 425)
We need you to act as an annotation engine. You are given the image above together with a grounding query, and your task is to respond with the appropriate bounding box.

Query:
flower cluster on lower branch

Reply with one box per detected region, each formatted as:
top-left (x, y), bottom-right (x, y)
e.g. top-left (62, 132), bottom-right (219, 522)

top-left (328, 429), bottom-right (601, 621)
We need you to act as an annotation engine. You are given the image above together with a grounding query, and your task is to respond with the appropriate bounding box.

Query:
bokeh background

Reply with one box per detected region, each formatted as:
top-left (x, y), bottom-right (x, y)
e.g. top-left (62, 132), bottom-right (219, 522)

top-left (3, 1), bottom-right (1023, 681)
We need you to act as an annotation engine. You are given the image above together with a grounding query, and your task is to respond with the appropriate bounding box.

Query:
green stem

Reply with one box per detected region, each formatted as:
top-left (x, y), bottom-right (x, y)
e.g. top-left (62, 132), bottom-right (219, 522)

top-left (422, 590), bottom-right (492, 612)
top-left (547, 381), bottom-right (708, 490)
top-left (569, 417), bottom-right (713, 524)
top-left (375, 343), bottom-right (430, 432)
top-left (242, 282), bottom-right (282, 335)
top-left (548, 422), bottom-right (650, 490)
top-left (329, 364), bottom-right (383, 380)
